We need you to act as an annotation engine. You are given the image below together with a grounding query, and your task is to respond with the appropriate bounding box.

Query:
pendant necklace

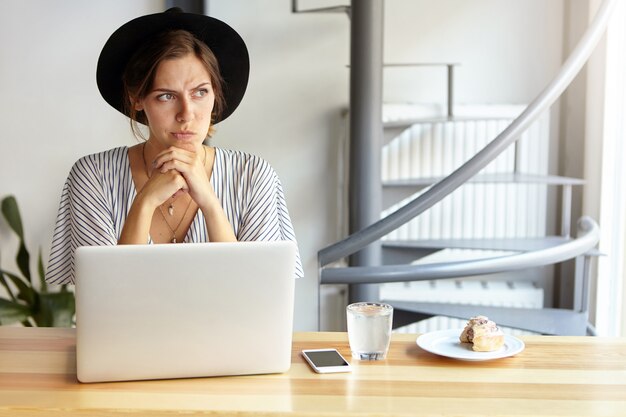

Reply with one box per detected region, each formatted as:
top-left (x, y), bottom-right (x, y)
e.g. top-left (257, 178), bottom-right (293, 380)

top-left (141, 142), bottom-right (207, 243)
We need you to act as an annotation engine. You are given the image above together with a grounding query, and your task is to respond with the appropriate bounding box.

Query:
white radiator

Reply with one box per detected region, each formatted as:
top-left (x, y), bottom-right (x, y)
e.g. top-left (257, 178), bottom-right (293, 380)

top-left (380, 104), bottom-right (549, 334)
top-left (322, 104), bottom-right (550, 332)
top-left (381, 104), bottom-right (550, 240)
top-left (394, 316), bottom-right (537, 336)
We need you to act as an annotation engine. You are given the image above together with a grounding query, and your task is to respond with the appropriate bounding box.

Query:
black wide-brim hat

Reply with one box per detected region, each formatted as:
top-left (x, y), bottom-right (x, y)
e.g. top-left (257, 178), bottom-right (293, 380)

top-left (96, 8), bottom-right (249, 124)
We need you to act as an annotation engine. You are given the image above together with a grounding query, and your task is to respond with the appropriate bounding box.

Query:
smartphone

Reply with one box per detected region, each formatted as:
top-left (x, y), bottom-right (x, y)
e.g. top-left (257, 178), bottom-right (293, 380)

top-left (301, 349), bottom-right (352, 373)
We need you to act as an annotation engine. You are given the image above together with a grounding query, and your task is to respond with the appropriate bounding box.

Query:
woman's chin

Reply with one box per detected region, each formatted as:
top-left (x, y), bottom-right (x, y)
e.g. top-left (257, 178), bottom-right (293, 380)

top-left (173, 142), bottom-right (204, 153)
top-left (150, 138), bottom-right (201, 152)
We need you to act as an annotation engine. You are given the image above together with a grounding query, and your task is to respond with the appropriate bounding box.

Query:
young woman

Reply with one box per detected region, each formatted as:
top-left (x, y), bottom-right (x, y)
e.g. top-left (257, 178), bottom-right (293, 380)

top-left (47, 8), bottom-right (303, 284)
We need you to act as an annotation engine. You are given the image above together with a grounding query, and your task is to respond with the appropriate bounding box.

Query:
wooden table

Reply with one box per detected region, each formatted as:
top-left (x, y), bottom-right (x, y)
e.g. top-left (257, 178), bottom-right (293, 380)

top-left (1, 328), bottom-right (626, 416)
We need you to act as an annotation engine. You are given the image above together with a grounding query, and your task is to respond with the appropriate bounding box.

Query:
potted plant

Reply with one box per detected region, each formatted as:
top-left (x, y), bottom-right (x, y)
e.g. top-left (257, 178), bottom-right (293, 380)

top-left (0, 195), bottom-right (75, 326)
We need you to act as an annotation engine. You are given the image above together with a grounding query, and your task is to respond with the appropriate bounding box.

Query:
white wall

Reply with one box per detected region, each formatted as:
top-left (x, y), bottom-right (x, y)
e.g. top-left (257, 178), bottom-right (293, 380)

top-left (0, 0), bottom-right (565, 331)
top-left (384, 0), bottom-right (564, 105)
top-left (206, 1), bottom-right (350, 330)
top-left (583, 0), bottom-right (626, 336)
top-left (0, 2), bottom-right (163, 276)
top-left (557, 0), bottom-right (592, 310)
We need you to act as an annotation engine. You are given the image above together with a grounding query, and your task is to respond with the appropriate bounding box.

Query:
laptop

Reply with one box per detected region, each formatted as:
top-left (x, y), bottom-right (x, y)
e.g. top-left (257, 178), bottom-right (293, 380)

top-left (74, 241), bottom-right (297, 383)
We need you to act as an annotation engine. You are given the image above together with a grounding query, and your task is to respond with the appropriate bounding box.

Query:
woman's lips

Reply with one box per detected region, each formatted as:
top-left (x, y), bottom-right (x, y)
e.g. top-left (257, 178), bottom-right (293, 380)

top-left (171, 131), bottom-right (195, 140)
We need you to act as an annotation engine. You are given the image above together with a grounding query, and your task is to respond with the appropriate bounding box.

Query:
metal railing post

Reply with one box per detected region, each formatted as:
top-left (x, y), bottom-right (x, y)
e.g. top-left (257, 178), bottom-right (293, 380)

top-left (291, 0), bottom-right (351, 15)
top-left (447, 64), bottom-right (454, 118)
top-left (561, 185), bottom-right (572, 237)
top-left (348, 0), bottom-right (384, 303)
top-left (166, 0), bottom-right (204, 14)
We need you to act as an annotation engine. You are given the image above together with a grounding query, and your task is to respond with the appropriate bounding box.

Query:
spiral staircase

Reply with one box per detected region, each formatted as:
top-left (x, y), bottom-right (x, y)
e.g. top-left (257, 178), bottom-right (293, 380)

top-left (293, 0), bottom-right (617, 335)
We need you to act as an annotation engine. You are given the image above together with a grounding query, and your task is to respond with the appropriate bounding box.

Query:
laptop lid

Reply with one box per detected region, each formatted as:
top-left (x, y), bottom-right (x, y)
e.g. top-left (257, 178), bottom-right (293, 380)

top-left (74, 241), bottom-right (296, 383)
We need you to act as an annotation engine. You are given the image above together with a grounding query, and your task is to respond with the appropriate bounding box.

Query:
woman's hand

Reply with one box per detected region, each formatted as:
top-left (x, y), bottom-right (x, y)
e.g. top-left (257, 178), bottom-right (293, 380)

top-left (152, 144), bottom-right (236, 242)
top-left (140, 168), bottom-right (189, 209)
top-left (119, 155), bottom-right (189, 245)
top-left (152, 145), bottom-right (213, 210)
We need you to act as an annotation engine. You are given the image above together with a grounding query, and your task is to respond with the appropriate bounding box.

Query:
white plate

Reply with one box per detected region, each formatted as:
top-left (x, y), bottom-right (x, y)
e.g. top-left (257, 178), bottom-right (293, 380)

top-left (416, 329), bottom-right (525, 361)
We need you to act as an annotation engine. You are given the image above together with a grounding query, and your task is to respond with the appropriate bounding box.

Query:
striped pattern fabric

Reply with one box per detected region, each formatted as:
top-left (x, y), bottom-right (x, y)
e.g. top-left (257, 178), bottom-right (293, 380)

top-left (46, 146), bottom-right (303, 285)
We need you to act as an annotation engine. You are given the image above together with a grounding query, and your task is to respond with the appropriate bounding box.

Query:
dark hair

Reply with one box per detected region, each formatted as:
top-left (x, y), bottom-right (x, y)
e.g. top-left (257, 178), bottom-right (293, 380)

top-left (122, 29), bottom-right (225, 139)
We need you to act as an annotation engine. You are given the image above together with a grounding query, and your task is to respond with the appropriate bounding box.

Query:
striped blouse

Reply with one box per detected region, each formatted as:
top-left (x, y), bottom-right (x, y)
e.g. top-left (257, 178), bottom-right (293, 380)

top-left (46, 146), bottom-right (303, 284)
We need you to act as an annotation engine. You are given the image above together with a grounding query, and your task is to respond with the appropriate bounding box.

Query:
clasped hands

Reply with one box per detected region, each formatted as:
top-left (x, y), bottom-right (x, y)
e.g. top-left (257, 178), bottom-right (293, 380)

top-left (142, 144), bottom-right (213, 211)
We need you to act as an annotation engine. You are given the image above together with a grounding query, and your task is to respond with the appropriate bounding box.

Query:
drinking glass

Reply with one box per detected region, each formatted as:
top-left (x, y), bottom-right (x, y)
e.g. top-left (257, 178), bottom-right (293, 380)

top-left (346, 302), bottom-right (393, 360)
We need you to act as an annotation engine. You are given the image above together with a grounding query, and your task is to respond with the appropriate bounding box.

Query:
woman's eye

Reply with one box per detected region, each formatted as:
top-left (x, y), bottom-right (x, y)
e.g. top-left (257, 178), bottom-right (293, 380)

top-left (157, 93), bottom-right (174, 102)
top-left (193, 88), bottom-right (209, 98)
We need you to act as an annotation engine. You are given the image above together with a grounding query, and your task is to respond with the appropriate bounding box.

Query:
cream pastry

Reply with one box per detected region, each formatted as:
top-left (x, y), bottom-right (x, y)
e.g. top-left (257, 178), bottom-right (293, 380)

top-left (460, 315), bottom-right (505, 352)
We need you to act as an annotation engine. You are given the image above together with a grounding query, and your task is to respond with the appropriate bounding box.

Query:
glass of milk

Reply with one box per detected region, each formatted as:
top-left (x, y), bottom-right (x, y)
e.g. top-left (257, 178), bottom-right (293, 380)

top-left (346, 302), bottom-right (393, 360)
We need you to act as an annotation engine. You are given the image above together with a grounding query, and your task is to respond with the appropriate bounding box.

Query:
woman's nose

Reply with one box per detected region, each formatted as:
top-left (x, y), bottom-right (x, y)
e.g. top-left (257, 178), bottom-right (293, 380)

top-left (176, 99), bottom-right (193, 123)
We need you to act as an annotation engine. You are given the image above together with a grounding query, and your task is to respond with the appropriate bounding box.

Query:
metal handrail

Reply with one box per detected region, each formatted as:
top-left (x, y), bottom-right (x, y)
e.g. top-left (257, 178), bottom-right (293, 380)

top-left (321, 217), bottom-right (599, 284)
top-left (383, 63), bottom-right (459, 117)
top-left (291, 0), bottom-right (350, 15)
top-left (319, 0), bottom-right (617, 267)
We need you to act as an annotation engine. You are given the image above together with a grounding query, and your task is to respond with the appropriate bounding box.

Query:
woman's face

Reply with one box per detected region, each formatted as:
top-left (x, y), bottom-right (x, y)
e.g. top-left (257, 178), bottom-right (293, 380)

top-left (135, 53), bottom-right (215, 151)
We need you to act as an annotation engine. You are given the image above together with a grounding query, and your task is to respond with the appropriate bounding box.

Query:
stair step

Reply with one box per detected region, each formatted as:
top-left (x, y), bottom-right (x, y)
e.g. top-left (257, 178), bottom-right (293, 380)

top-left (383, 236), bottom-right (571, 252)
top-left (381, 238), bottom-right (602, 266)
top-left (386, 300), bottom-right (589, 335)
top-left (293, 5), bottom-right (350, 14)
top-left (382, 173), bottom-right (584, 210)
top-left (384, 173), bottom-right (585, 187)
top-left (382, 116), bottom-right (514, 145)
top-left (383, 115), bottom-right (510, 130)
top-left (381, 279), bottom-right (543, 306)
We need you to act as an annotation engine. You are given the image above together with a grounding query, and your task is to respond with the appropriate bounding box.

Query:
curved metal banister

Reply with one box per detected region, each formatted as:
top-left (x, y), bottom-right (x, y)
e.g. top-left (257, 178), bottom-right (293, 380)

top-left (319, 0), bottom-right (617, 267)
top-left (321, 217), bottom-right (599, 284)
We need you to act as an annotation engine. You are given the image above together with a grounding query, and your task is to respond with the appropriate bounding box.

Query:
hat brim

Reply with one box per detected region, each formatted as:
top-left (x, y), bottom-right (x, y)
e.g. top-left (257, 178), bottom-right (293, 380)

top-left (96, 10), bottom-right (249, 124)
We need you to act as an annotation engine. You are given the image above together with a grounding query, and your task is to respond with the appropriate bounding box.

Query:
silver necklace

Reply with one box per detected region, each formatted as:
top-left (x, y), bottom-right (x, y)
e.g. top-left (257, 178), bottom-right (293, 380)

top-left (141, 142), bottom-right (207, 243)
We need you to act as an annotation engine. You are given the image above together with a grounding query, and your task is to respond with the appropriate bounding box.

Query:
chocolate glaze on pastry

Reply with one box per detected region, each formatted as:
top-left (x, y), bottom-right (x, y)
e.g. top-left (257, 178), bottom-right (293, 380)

top-left (460, 316), bottom-right (505, 352)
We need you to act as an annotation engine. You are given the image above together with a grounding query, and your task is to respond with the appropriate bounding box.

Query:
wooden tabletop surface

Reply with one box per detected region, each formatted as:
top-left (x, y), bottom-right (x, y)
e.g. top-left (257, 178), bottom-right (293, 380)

top-left (1, 327), bottom-right (626, 416)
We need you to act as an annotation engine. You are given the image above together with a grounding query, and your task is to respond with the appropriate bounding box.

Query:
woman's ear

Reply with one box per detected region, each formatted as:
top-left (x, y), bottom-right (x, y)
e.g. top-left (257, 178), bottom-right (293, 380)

top-left (131, 96), bottom-right (144, 112)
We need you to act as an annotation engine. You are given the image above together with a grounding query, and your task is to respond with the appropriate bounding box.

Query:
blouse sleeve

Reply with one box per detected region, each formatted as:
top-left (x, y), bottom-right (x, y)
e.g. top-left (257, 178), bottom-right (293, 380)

top-left (236, 159), bottom-right (304, 279)
top-left (46, 155), bottom-right (117, 285)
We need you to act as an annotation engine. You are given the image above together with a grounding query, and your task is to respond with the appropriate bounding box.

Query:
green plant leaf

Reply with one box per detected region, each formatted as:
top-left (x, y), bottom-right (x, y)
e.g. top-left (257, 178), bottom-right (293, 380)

top-left (0, 298), bottom-right (30, 325)
top-left (38, 249), bottom-right (47, 293)
top-left (1, 270), bottom-right (35, 306)
top-left (1, 196), bottom-right (24, 240)
top-left (34, 292), bottom-right (75, 327)
top-left (0, 269), bottom-right (17, 302)
top-left (1, 196), bottom-right (31, 283)
top-left (0, 195), bottom-right (76, 328)
top-left (16, 242), bottom-right (31, 284)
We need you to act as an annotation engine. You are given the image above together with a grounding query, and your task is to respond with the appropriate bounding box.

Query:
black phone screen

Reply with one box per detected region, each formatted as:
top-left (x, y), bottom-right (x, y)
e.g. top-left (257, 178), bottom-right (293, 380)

top-left (305, 350), bottom-right (349, 367)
